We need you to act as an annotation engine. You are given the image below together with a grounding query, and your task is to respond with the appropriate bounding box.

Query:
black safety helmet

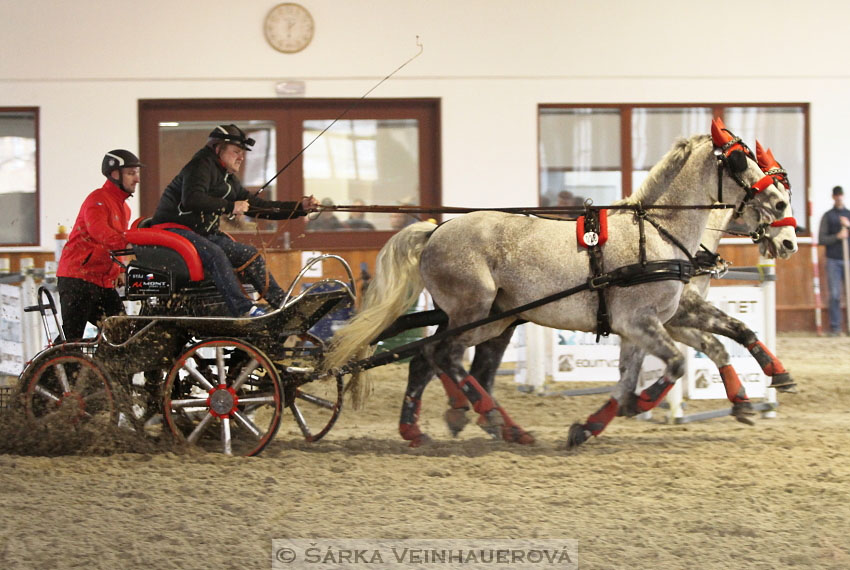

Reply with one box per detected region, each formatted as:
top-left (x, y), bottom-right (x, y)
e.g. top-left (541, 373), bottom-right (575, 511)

top-left (207, 124), bottom-right (255, 151)
top-left (101, 150), bottom-right (143, 192)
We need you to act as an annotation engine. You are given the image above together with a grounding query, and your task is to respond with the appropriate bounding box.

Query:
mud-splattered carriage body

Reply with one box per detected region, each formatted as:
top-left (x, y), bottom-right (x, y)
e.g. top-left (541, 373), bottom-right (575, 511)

top-left (15, 224), bottom-right (356, 456)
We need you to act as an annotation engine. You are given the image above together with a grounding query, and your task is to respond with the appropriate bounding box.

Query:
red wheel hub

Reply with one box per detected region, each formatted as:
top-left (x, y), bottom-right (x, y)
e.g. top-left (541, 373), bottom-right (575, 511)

top-left (206, 384), bottom-right (239, 418)
top-left (56, 391), bottom-right (86, 419)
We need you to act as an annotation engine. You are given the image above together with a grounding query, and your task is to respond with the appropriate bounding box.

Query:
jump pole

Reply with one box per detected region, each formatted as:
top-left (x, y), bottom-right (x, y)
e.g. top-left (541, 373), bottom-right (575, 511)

top-left (809, 243), bottom-right (824, 335)
top-left (759, 255), bottom-right (778, 418)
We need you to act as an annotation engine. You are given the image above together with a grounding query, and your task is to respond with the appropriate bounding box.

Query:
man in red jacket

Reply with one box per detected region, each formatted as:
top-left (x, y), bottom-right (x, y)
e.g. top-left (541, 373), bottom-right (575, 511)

top-left (56, 150), bottom-right (141, 340)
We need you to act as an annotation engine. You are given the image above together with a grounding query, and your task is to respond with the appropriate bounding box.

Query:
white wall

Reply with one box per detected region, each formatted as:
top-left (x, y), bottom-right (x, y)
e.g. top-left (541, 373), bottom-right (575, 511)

top-left (2, 0), bottom-right (849, 250)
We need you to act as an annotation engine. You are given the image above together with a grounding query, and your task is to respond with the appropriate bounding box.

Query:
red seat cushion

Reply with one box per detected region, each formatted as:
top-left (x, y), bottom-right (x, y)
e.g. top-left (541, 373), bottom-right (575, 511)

top-left (124, 227), bottom-right (205, 282)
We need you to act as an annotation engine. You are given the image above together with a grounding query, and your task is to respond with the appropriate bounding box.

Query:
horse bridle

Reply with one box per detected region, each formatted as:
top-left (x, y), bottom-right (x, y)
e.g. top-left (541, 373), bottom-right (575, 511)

top-left (710, 142), bottom-right (798, 250)
top-left (713, 135), bottom-right (780, 219)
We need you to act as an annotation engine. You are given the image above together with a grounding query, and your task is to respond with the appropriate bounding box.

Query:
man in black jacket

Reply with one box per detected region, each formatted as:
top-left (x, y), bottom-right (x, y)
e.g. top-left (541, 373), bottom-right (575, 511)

top-left (152, 124), bottom-right (318, 317)
top-left (818, 185), bottom-right (850, 335)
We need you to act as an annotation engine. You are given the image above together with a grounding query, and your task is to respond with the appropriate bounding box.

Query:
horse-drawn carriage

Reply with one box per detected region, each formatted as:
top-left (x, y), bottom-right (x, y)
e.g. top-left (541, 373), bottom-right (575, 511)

top-left (15, 219), bottom-right (356, 456)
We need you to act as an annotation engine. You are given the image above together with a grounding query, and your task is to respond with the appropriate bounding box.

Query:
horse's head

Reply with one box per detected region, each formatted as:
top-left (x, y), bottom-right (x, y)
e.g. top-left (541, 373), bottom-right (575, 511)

top-left (710, 117), bottom-right (789, 228)
top-left (755, 141), bottom-right (798, 259)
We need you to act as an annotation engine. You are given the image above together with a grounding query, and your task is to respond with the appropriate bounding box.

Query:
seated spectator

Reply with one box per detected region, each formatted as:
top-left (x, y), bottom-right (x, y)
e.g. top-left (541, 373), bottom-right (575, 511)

top-left (390, 209), bottom-right (419, 231)
top-left (306, 198), bottom-right (344, 231)
top-left (343, 199), bottom-right (375, 230)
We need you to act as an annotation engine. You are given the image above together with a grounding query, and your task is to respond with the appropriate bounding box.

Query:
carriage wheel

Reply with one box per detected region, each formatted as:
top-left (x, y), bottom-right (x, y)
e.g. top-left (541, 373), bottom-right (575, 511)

top-left (283, 373), bottom-right (344, 443)
top-left (162, 338), bottom-right (283, 456)
top-left (21, 352), bottom-right (116, 424)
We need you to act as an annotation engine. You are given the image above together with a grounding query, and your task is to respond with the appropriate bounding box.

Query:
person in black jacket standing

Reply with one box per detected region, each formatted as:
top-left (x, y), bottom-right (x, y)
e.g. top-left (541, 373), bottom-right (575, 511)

top-left (818, 185), bottom-right (850, 335)
top-left (152, 124), bottom-right (318, 317)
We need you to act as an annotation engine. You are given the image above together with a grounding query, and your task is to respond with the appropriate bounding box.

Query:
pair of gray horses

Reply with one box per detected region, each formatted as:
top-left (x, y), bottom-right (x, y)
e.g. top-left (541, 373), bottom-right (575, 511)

top-left (327, 119), bottom-right (798, 449)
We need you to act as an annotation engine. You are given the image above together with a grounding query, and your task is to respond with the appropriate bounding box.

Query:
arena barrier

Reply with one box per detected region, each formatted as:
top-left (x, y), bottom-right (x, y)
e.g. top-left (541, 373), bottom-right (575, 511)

top-left (508, 258), bottom-right (780, 423)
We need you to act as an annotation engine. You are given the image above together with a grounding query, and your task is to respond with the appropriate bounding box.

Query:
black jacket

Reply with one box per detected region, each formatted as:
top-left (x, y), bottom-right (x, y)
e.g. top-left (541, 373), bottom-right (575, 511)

top-left (818, 206), bottom-right (850, 260)
top-left (152, 146), bottom-right (306, 235)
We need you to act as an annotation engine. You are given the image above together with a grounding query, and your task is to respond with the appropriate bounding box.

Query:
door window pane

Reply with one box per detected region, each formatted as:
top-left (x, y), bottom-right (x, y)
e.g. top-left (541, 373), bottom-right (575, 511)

top-left (539, 108), bottom-right (621, 208)
top-left (631, 107), bottom-right (712, 190)
top-left (724, 107), bottom-right (807, 231)
top-left (158, 120), bottom-right (276, 233)
top-left (0, 110), bottom-right (38, 245)
top-left (303, 119), bottom-right (420, 232)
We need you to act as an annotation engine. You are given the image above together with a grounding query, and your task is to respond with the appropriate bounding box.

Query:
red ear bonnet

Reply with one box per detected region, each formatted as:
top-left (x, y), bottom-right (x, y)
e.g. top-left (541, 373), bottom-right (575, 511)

top-left (711, 117), bottom-right (747, 156)
top-left (755, 140), bottom-right (791, 191)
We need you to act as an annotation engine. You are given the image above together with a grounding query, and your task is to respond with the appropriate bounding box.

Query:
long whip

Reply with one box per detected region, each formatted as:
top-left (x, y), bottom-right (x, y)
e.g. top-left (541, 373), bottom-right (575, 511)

top-left (257, 36), bottom-right (424, 196)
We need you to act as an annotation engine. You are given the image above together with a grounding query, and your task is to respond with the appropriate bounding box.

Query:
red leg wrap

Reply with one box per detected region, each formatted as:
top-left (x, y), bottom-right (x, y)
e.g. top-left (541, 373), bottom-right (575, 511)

top-left (585, 397), bottom-right (619, 436)
top-left (399, 422), bottom-right (424, 442)
top-left (636, 378), bottom-right (675, 412)
top-left (747, 341), bottom-right (787, 376)
top-left (458, 375), bottom-right (497, 414)
top-left (399, 396), bottom-right (425, 445)
top-left (439, 373), bottom-right (470, 409)
top-left (719, 365), bottom-right (749, 404)
top-left (494, 405), bottom-right (535, 444)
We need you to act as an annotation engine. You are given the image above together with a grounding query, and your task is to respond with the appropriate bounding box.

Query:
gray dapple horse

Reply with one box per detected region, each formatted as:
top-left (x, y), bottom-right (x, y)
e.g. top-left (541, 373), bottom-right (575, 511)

top-left (572, 142), bottom-right (798, 446)
top-left (326, 121), bottom-right (790, 448)
top-left (372, 136), bottom-right (799, 447)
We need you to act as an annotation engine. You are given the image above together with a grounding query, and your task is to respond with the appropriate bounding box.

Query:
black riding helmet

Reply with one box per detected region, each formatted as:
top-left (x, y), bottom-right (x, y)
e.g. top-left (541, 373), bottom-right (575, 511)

top-left (207, 124), bottom-right (255, 151)
top-left (101, 149), bottom-right (143, 193)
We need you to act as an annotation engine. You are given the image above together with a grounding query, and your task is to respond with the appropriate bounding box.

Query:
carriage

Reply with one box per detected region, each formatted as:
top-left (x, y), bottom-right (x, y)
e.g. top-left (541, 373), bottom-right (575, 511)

top-left (15, 219), bottom-right (357, 456)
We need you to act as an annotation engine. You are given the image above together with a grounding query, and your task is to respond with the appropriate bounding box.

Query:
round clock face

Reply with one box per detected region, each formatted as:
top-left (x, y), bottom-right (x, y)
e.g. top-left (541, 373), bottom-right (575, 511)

top-left (264, 3), bottom-right (314, 54)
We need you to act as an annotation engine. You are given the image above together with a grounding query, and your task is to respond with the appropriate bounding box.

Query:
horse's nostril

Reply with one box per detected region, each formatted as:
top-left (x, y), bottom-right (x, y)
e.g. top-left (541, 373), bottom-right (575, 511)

top-left (776, 201), bottom-right (787, 213)
top-left (783, 239), bottom-right (795, 251)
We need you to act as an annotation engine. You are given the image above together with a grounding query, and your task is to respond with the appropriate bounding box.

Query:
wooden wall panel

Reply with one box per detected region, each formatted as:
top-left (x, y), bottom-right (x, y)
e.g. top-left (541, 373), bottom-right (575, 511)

top-left (717, 242), bottom-right (832, 332)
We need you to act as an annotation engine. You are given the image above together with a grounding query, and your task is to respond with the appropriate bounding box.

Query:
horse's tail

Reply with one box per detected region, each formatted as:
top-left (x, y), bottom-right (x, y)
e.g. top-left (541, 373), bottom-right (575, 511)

top-left (325, 221), bottom-right (437, 381)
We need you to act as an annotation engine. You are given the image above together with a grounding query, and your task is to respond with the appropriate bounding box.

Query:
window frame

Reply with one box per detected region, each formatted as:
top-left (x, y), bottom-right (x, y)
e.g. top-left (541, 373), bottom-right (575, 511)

top-left (0, 106), bottom-right (40, 247)
top-left (138, 98), bottom-right (441, 250)
top-left (538, 102), bottom-right (811, 232)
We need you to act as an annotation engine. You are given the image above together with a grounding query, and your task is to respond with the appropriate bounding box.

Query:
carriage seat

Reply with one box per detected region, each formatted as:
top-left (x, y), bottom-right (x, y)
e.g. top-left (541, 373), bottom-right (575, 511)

top-left (125, 218), bottom-right (206, 288)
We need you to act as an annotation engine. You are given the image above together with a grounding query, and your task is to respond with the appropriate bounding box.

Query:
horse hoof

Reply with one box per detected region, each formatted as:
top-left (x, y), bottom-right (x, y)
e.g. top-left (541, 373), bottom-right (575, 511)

top-left (617, 399), bottom-right (640, 418)
top-left (731, 402), bottom-right (756, 426)
top-left (444, 408), bottom-right (470, 437)
top-left (476, 410), bottom-right (504, 440)
top-left (566, 423), bottom-right (591, 449)
top-left (501, 425), bottom-right (535, 445)
top-left (770, 372), bottom-right (797, 393)
top-left (408, 433), bottom-right (432, 448)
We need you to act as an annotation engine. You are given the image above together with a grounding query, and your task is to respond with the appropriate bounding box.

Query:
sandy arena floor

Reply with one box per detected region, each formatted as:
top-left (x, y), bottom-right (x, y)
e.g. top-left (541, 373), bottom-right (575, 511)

top-left (0, 335), bottom-right (849, 569)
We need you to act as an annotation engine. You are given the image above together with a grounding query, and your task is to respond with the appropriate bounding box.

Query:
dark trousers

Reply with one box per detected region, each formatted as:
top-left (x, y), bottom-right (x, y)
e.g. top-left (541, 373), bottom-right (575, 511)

top-left (166, 229), bottom-right (285, 317)
top-left (826, 257), bottom-right (846, 333)
top-left (57, 276), bottom-right (125, 341)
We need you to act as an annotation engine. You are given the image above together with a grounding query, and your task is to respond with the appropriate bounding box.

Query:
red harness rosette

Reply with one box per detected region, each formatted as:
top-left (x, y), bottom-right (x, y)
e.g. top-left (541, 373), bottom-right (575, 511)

top-left (576, 209), bottom-right (608, 248)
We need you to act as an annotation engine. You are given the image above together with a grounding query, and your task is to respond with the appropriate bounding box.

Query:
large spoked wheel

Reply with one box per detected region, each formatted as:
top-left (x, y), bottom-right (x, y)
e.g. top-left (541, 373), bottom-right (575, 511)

top-left (284, 373), bottom-right (344, 443)
top-left (20, 350), bottom-right (116, 424)
top-left (163, 338), bottom-right (283, 456)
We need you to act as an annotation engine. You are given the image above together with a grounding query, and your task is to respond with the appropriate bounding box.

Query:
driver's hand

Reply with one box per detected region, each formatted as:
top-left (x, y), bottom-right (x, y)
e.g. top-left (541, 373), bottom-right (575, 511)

top-left (232, 200), bottom-right (250, 215)
top-left (840, 215), bottom-right (850, 228)
top-left (301, 195), bottom-right (319, 211)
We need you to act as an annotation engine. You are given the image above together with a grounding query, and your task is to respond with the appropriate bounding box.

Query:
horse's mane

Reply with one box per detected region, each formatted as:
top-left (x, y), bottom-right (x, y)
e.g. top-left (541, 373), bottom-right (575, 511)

top-left (618, 134), bottom-right (710, 206)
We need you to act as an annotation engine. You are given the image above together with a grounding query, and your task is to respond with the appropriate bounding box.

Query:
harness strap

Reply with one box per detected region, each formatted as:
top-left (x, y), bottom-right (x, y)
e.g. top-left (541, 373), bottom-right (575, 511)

top-left (577, 208), bottom-right (611, 340)
top-left (638, 210), bottom-right (699, 268)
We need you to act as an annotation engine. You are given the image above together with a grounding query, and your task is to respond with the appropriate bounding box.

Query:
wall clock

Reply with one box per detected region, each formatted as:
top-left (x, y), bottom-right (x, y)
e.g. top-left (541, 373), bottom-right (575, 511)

top-left (264, 3), bottom-right (314, 54)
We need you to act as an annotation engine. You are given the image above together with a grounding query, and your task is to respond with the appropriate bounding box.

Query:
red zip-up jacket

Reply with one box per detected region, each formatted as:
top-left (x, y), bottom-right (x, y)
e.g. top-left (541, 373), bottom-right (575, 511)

top-left (57, 179), bottom-right (131, 288)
